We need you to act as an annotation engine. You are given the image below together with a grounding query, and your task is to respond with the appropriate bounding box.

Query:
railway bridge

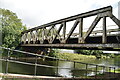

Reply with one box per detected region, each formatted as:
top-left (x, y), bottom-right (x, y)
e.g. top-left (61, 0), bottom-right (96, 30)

top-left (1, 6), bottom-right (120, 80)
top-left (20, 6), bottom-right (120, 51)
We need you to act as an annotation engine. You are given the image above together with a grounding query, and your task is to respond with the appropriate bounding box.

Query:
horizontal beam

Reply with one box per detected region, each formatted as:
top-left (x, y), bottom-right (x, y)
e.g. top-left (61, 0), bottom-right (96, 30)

top-left (22, 6), bottom-right (112, 34)
top-left (92, 28), bottom-right (120, 34)
top-left (21, 43), bottom-right (120, 51)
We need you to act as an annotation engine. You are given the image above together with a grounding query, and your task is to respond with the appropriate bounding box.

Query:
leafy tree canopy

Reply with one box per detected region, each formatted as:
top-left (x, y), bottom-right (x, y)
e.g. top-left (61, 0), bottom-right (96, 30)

top-left (0, 8), bottom-right (27, 49)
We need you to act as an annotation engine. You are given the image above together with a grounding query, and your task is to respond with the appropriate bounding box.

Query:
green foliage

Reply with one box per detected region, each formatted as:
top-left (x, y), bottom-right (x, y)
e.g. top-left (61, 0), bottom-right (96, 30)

top-left (48, 49), bottom-right (96, 62)
top-left (75, 49), bottom-right (103, 58)
top-left (49, 52), bottom-right (96, 62)
top-left (115, 54), bottom-right (120, 58)
top-left (49, 49), bottom-right (60, 57)
top-left (0, 8), bottom-right (26, 49)
top-left (111, 68), bottom-right (120, 73)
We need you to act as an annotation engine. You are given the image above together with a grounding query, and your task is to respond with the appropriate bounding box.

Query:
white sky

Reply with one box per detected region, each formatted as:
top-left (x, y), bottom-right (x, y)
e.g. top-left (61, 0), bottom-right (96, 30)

top-left (0, 0), bottom-right (120, 29)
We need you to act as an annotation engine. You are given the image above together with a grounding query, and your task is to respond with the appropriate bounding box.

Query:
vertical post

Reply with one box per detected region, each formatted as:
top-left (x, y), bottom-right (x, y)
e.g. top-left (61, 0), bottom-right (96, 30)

top-left (24, 33), bottom-right (27, 44)
top-left (30, 31), bottom-right (33, 43)
top-left (109, 67), bottom-right (111, 72)
top-left (56, 59), bottom-right (59, 76)
top-left (51, 26), bottom-right (54, 42)
top-left (78, 18), bottom-right (83, 43)
top-left (103, 66), bottom-right (105, 79)
top-left (95, 65), bottom-right (98, 79)
top-left (114, 67), bottom-right (115, 78)
top-left (63, 22), bottom-right (66, 40)
top-left (32, 32), bottom-right (35, 44)
top-left (86, 64), bottom-right (88, 78)
top-left (26, 33), bottom-right (28, 43)
top-left (35, 30), bottom-right (38, 43)
top-left (73, 62), bottom-right (75, 78)
top-left (44, 27), bottom-right (46, 40)
top-left (42, 28), bottom-right (45, 43)
top-left (103, 66), bottom-right (105, 74)
top-left (109, 67), bottom-right (111, 77)
top-left (27, 32), bottom-right (30, 44)
top-left (34, 55), bottom-right (37, 76)
top-left (102, 17), bottom-right (107, 43)
top-left (114, 67), bottom-right (115, 74)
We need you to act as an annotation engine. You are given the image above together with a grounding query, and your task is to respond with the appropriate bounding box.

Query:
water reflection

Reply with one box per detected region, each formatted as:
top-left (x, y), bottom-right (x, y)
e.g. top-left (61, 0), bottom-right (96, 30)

top-left (1, 57), bottom-right (120, 77)
top-left (58, 61), bottom-right (73, 77)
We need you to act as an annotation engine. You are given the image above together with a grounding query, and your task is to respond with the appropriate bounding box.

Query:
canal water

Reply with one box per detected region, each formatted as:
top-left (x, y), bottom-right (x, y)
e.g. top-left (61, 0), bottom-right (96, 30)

top-left (1, 57), bottom-right (120, 78)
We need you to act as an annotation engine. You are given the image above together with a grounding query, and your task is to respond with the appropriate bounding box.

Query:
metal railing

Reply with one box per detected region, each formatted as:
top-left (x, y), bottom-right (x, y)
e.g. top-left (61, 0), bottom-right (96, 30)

top-left (0, 46), bottom-right (117, 78)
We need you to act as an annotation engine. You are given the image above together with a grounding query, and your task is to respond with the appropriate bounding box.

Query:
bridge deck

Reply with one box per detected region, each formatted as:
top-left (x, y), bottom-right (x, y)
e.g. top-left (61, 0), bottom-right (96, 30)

top-left (21, 35), bottom-right (120, 50)
top-left (21, 43), bottom-right (120, 51)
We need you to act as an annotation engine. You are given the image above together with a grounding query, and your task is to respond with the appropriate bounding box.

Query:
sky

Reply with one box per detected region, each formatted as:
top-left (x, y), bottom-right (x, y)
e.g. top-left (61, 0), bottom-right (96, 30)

top-left (0, 0), bottom-right (120, 29)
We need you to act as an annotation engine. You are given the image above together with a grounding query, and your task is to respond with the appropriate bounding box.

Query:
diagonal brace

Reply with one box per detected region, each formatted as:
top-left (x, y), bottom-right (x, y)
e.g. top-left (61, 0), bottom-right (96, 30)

top-left (65, 19), bottom-right (80, 42)
top-left (108, 12), bottom-right (120, 29)
top-left (82, 16), bottom-right (101, 43)
top-left (50, 23), bottom-right (63, 43)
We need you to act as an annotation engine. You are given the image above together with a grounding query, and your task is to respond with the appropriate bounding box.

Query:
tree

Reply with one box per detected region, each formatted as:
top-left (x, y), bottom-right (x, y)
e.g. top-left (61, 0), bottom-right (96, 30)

top-left (0, 8), bottom-right (26, 49)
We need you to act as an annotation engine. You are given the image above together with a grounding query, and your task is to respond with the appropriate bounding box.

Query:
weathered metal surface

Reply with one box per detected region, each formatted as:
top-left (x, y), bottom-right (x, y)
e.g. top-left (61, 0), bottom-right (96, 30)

top-left (82, 16), bottom-right (101, 43)
top-left (78, 18), bottom-right (83, 43)
top-left (92, 28), bottom-right (120, 34)
top-left (20, 6), bottom-right (120, 50)
top-left (50, 23), bottom-right (63, 43)
top-left (65, 19), bottom-right (79, 43)
top-left (109, 13), bottom-right (120, 28)
top-left (102, 16), bottom-right (107, 43)
top-left (63, 22), bottom-right (66, 40)
top-left (21, 43), bottom-right (120, 51)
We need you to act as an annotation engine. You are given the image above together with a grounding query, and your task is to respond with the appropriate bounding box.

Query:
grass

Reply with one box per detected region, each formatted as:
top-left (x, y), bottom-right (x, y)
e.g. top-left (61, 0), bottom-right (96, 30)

top-left (53, 53), bottom-right (96, 62)
top-left (111, 68), bottom-right (120, 73)
top-left (115, 55), bottom-right (120, 58)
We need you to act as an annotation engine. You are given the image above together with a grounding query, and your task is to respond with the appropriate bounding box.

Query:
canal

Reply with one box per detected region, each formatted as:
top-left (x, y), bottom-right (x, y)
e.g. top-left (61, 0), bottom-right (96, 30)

top-left (1, 56), bottom-right (120, 78)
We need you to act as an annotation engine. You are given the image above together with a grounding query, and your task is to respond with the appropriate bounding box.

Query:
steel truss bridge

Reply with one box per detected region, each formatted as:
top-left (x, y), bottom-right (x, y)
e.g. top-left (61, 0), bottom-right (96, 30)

top-left (20, 6), bottom-right (120, 51)
top-left (1, 6), bottom-right (120, 79)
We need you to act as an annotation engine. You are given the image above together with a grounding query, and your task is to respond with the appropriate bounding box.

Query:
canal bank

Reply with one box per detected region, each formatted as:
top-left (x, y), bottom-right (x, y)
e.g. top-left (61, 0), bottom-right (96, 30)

top-left (0, 72), bottom-right (119, 80)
